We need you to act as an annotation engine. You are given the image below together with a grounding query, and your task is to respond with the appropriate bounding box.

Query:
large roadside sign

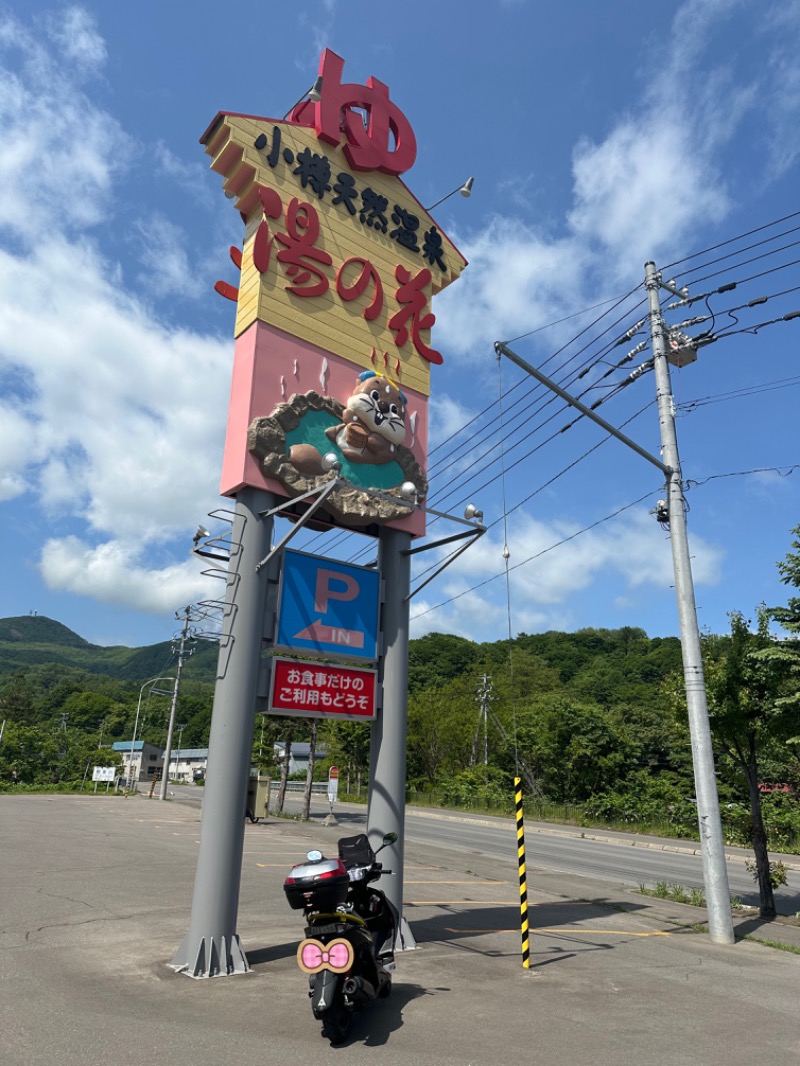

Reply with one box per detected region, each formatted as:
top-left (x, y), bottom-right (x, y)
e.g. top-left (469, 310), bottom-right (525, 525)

top-left (275, 549), bottom-right (380, 662)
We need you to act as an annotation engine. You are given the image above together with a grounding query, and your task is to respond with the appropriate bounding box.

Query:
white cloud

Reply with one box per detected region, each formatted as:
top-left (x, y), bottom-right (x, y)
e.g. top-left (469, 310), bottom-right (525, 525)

top-left (435, 217), bottom-right (587, 356)
top-left (0, 9), bottom-right (233, 619)
top-left (428, 392), bottom-right (478, 449)
top-left (45, 6), bottom-right (107, 75)
top-left (760, 1), bottom-right (800, 179)
top-left (568, 114), bottom-right (730, 264)
top-left (435, 0), bottom-right (800, 362)
top-left (0, 236), bottom-right (231, 541)
top-left (39, 536), bottom-right (215, 612)
top-left (0, 9), bottom-right (129, 242)
top-left (0, 402), bottom-right (38, 500)
top-left (408, 508), bottom-right (723, 640)
top-left (133, 214), bottom-right (207, 300)
top-left (153, 142), bottom-right (216, 209)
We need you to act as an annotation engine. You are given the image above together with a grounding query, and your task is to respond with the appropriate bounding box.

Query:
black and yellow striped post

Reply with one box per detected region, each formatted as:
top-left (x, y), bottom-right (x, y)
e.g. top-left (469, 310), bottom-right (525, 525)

top-left (515, 776), bottom-right (530, 968)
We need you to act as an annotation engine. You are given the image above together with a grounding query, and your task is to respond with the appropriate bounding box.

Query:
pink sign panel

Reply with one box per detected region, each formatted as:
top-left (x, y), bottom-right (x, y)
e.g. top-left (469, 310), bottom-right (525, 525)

top-left (268, 656), bottom-right (377, 721)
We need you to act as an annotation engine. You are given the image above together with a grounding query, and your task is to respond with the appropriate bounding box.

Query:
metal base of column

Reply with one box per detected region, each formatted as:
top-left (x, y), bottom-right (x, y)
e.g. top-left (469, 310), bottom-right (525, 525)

top-left (170, 933), bottom-right (251, 979)
top-left (396, 917), bottom-right (417, 952)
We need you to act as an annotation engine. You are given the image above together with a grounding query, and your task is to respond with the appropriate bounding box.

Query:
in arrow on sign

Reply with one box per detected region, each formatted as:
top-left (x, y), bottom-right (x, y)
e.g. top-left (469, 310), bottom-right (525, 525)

top-left (293, 619), bottom-right (365, 648)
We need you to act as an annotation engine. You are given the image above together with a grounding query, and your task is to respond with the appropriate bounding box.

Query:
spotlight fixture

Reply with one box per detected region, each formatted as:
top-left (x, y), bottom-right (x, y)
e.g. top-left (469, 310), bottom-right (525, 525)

top-left (426, 177), bottom-right (475, 213)
top-left (193, 525), bottom-right (211, 545)
top-left (463, 503), bottom-right (484, 522)
top-left (283, 76), bottom-right (324, 120)
top-left (399, 481), bottom-right (418, 502)
top-left (321, 452), bottom-right (343, 474)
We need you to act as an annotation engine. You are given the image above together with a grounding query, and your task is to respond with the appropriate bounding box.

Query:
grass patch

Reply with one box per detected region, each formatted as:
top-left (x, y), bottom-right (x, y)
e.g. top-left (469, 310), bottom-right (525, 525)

top-left (639, 883), bottom-right (760, 914)
top-left (645, 880), bottom-right (701, 904)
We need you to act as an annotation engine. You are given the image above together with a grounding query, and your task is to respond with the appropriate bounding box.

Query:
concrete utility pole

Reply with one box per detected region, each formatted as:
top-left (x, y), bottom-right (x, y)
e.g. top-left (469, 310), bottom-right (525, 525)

top-left (496, 259), bottom-right (736, 946)
top-left (171, 487), bottom-right (276, 977)
top-left (645, 261), bottom-right (734, 945)
top-left (160, 605), bottom-right (192, 801)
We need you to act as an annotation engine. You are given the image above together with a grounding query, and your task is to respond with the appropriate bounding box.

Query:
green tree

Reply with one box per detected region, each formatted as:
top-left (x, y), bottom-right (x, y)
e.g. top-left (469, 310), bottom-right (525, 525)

top-left (516, 699), bottom-right (634, 804)
top-left (770, 523), bottom-right (800, 636)
top-left (0, 672), bottom-right (37, 725)
top-left (321, 720), bottom-right (371, 796)
top-left (704, 608), bottom-right (799, 917)
top-left (408, 633), bottom-right (479, 694)
top-left (407, 674), bottom-right (482, 788)
top-left (0, 722), bottom-right (61, 784)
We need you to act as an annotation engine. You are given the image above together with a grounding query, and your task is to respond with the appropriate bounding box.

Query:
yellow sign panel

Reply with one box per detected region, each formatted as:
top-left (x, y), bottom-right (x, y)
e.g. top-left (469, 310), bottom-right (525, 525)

top-left (202, 114), bottom-right (467, 397)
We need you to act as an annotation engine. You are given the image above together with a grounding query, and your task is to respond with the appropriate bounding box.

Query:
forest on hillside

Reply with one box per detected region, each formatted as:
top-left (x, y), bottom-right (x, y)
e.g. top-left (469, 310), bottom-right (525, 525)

top-left (1, 528), bottom-right (799, 864)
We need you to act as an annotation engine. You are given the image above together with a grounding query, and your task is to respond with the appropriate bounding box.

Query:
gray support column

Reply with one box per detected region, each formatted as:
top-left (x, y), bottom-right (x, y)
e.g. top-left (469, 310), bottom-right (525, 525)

top-left (645, 261), bottom-right (734, 945)
top-left (368, 525), bottom-right (416, 950)
top-left (171, 487), bottom-right (275, 977)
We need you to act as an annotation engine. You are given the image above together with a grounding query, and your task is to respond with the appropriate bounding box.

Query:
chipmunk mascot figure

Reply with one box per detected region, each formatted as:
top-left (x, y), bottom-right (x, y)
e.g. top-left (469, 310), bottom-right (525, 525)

top-left (324, 371), bottom-right (408, 464)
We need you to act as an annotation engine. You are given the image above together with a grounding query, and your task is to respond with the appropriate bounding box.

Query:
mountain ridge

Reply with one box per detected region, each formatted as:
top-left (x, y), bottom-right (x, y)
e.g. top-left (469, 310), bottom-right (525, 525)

top-left (0, 615), bottom-right (218, 682)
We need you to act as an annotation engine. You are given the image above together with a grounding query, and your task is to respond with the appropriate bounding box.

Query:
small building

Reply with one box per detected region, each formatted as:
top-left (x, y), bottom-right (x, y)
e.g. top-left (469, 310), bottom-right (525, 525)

top-left (273, 741), bottom-right (326, 776)
top-left (167, 747), bottom-right (209, 783)
top-left (112, 740), bottom-right (164, 783)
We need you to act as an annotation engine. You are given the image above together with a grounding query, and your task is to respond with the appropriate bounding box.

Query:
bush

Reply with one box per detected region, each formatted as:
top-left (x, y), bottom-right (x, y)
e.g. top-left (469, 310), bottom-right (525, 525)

top-left (436, 766), bottom-right (512, 812)
top-left (745, 858), bottom-right (789, 889)
top-left (582, 770), bottom-right (699, 836)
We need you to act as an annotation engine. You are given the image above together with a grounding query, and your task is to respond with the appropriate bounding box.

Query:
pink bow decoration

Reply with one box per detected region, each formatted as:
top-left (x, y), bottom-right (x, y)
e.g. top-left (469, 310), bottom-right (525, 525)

top-left (297, 937), bottom-right (354, 974)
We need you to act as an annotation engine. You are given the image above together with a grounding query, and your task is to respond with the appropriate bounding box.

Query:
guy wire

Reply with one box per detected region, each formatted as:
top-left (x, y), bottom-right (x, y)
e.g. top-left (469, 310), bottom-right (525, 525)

top-left (496, 349), bottom-right (520, 779)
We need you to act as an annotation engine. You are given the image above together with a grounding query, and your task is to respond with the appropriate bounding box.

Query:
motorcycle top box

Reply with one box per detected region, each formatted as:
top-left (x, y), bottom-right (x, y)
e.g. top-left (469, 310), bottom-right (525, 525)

top-left (283, 854), bottom-right (350, 911)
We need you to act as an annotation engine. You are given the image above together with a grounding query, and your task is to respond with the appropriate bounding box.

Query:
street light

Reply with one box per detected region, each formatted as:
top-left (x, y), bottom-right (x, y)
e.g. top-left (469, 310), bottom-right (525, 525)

top-left (127, 677), bottom-right (175, 795)
top-left (425, 177), bottom-right (474, 212)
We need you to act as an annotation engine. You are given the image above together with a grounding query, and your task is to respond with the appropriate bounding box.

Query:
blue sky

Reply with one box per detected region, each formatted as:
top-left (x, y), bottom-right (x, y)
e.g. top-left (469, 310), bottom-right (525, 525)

top-left (0, 0), bottom-right (798, 649)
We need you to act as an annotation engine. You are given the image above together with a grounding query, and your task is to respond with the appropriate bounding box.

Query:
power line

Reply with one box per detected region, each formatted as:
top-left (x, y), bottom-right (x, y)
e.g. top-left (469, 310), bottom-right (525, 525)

top-left (684, 464), bottom-right (799, 491)
top-left (676, 229), bottom-right (800, 285)
top-left (425, 298), bottom-right (649, 504)
top-left (302, 211), bottom-right (800, 573)
top-left (662, 208), bottom-right (800, 272)
top-left (409, 488), bottom-right (657, 623)
top-left (502, 285), bottom-right (641, 344)
top-left (677, 376), bottom-right (800, 412)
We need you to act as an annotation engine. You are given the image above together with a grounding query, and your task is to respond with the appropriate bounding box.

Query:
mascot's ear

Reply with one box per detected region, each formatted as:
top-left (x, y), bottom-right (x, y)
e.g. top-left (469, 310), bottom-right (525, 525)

top-left (358, 370), bottom-right (378, 384)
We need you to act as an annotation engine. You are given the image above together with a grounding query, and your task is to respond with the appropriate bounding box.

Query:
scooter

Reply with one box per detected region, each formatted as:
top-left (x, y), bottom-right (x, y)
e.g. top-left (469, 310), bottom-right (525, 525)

top-left (283, 831), bottom-right (399, 1043)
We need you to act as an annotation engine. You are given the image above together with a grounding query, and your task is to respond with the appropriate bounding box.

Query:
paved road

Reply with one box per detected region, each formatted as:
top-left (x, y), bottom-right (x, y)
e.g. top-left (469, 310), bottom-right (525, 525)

top-left (166, 784), bottom-right (800, 913)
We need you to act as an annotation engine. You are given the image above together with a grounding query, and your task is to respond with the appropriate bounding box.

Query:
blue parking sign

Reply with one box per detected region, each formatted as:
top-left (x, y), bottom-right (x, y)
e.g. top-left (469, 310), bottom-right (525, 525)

top-left (276, 550), bottom-right (380, 662)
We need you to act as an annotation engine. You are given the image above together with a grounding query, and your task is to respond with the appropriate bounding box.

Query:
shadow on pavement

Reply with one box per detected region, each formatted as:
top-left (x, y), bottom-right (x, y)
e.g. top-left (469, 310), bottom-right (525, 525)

top-left (246, 940), bottom-right (299, 966)
top-left (326, 982), bottom-right (435, 1048)
top-left (732, 914), bottom-right (800, 940)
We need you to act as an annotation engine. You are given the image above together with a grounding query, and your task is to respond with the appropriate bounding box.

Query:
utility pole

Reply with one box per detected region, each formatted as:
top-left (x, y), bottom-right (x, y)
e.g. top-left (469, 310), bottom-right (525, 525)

top-left (475, 674), bottom-right (492, 766)
top-left (645, 260), bottom-right (734, 944)
top-left (496, 258), bottom-right (736, 946)
top-left (160, 606), bottom-right (192, 801)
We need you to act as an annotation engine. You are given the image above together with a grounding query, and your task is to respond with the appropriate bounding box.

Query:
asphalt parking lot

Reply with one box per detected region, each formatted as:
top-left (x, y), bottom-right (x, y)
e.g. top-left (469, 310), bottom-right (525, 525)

top-left (3, 794), bottom-right (800, 1066)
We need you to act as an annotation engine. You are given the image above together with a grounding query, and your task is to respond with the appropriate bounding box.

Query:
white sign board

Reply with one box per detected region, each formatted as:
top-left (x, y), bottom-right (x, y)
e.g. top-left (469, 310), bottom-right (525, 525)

top-left (92, 766), bottom-right (116, 782)
top-left (327, 766), bottom-right (340, 805)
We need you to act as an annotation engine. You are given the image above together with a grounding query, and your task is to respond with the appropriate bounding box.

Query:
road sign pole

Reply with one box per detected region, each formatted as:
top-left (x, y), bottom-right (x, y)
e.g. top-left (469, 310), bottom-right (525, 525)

top-left (367, 525), bottom-right (416, 950)
top-left (171, 487), bottom-right (275, 977)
